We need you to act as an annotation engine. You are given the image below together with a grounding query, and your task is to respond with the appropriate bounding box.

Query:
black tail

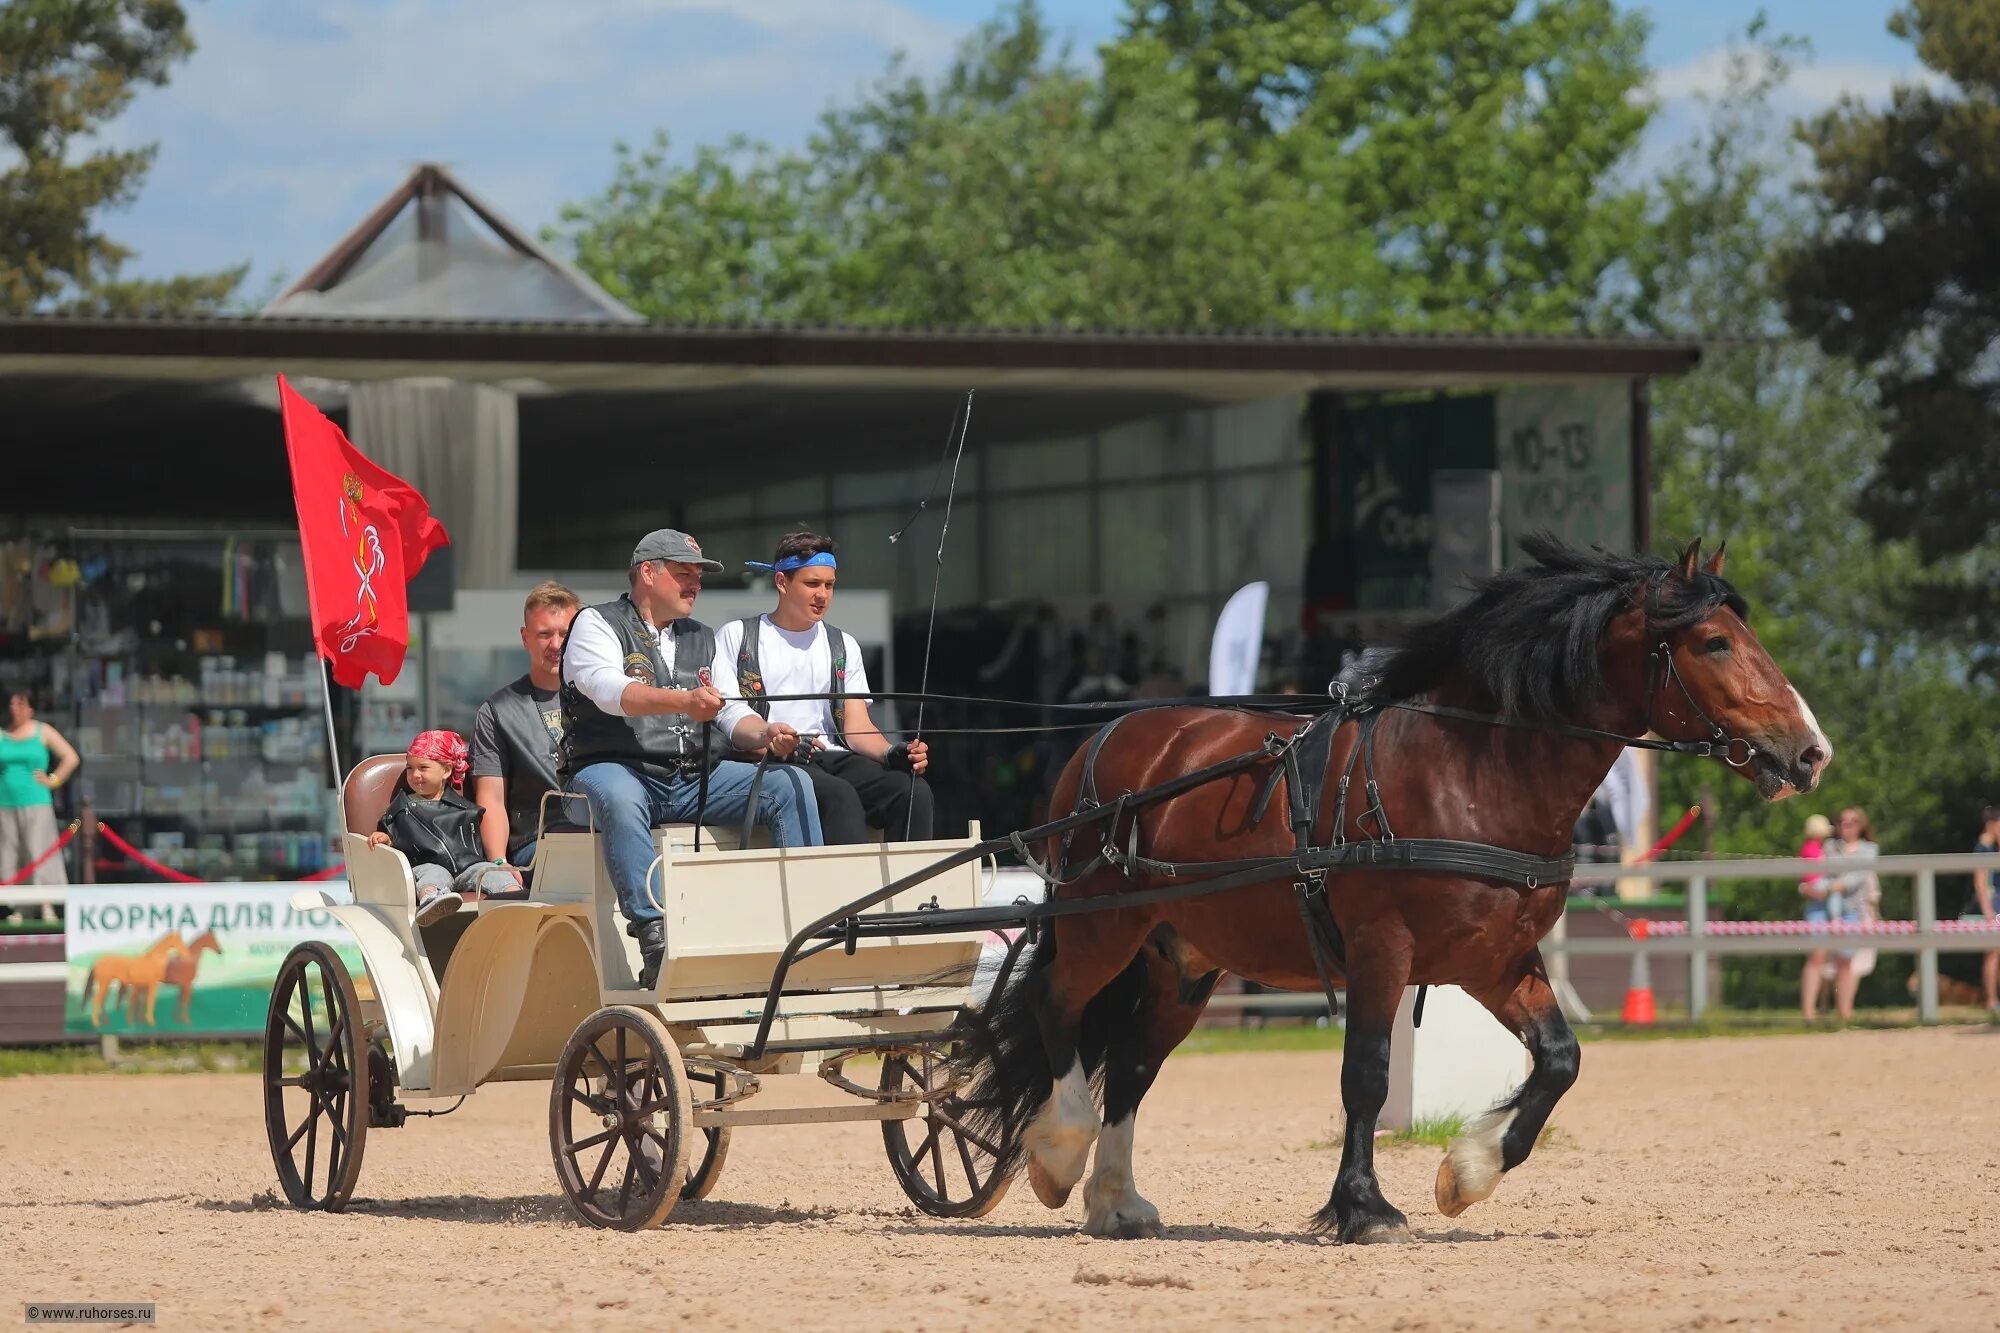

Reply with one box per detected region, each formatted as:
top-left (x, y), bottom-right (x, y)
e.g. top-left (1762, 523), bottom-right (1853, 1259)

top-left (949, 931), bottom-right (1152, 1181)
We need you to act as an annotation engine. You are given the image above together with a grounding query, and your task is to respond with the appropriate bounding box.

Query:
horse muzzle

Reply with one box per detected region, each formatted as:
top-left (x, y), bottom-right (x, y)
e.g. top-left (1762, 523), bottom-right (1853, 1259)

top-left (1751, 737), bottom-right (1829, 801)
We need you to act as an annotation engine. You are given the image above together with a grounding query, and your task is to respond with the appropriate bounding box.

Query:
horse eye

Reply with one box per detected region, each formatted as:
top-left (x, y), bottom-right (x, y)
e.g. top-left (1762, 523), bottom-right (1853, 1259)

top-left (1704, 635), bottom-right (1731, 654)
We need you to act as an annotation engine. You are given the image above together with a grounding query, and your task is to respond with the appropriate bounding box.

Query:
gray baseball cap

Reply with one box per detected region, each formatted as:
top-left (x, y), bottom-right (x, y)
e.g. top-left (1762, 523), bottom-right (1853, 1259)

top-left (630, 528), bottom-right (724, 572)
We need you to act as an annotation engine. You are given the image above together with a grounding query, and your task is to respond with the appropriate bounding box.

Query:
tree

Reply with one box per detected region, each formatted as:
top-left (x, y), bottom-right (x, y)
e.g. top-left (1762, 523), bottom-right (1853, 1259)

top-left (555, 0), bottom-right (1655, 333)
top-left (1638, 32), bottom-right (2000, 1006)
top-left (1118, 0), bottom-right (1656, 330)
top-left (0, 0), bottom-right (243, 313)
top-left (1781, 0), bottom-right (2000, 669)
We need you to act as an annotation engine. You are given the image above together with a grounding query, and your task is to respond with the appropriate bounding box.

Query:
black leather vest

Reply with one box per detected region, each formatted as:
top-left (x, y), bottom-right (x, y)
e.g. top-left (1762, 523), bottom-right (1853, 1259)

top-left (379, 787), bottom-right (487, 877)
top-left (733, 615), bottom-right (849, 746)
top-left (559, 595), bottom-right (719, 780)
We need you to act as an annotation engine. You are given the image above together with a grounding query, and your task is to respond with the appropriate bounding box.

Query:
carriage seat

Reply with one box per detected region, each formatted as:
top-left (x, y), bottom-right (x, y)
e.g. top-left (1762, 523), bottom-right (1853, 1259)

top-left (339, 755), bottom-right (525, 914)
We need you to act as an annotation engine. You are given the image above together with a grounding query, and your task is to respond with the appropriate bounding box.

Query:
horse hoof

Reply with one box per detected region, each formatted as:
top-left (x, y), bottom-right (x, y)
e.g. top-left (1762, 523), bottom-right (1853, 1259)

top-left (1028, 1158), bottom-right (1074, 1209)
top-left (1350, 1220), bottom-right (1414, 1245)
top-left (1435, 1158), bottom-right (1481, 1217)
top-left (1106, 1217), bottom-right (1163, 1241)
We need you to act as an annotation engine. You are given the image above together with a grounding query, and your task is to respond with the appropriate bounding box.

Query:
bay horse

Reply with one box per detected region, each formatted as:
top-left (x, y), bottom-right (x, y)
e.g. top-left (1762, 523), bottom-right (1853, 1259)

top-left (955, 537), bottom-right (1830, 1243)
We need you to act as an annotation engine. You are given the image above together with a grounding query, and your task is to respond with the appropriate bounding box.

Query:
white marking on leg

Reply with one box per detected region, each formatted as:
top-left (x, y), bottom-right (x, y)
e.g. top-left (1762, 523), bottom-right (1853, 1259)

top-left (1024, 1059), bottom-right (1099, 1205)
top-left (1437, 1105), bottom-right (1517, 1215)
top-left (1083, 1115), bottom-right (1161, 1239)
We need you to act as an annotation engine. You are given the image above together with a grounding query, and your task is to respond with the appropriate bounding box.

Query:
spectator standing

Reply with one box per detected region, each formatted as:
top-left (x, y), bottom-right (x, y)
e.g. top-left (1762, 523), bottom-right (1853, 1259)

top-left (1797, 813), bottom-right (1834, 1020)
top-left (0, 692), bottom-right (79, 906)
top-left (1802, 808), bottom-right (1879, 1023)
top-left (1960, 804), bottom-right (1999, 1016)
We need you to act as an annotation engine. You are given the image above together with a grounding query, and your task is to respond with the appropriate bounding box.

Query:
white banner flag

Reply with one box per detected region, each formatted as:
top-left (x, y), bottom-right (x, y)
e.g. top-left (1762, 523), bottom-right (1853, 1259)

top-left (1209, 582), bottom-right (1269, 697)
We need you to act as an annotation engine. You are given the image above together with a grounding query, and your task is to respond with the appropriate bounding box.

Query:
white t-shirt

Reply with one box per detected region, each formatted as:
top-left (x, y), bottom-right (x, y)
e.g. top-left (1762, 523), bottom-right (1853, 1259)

top-left (712, 616), bottom-right (871, 752)
top-left (562, 604), bottom-right (680, 717)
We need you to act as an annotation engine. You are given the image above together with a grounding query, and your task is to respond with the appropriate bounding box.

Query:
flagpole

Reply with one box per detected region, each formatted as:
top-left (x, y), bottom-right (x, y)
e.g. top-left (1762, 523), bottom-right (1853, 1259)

top-left (316, 658), bottom-right (346, 799)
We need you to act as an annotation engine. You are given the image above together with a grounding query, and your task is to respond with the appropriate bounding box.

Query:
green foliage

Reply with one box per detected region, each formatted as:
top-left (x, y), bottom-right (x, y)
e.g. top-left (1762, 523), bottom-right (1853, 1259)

top-left (1379, 1115), bottom-right (1464, 1149)
top-left (1635, 31), bottom-right (2000, 1007)
top-left (555, 0), bottom-right (1655, 333)
top-left (0, 0), bottom-right (243, 313)
top-left (1780, 0), bottom-right (2000, 667)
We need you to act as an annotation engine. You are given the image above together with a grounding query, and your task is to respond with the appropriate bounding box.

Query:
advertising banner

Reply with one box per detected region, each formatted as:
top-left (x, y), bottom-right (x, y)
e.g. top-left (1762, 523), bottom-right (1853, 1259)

top-left (65, 884), bottom-right (360, 1036)
top-left (1495, 383), bottom-right (1634, 562)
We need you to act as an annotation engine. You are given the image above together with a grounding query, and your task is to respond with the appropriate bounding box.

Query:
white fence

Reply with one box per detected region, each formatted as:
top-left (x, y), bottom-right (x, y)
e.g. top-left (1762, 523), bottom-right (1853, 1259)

top-left (6, 853), bottom-right (1998, 1026)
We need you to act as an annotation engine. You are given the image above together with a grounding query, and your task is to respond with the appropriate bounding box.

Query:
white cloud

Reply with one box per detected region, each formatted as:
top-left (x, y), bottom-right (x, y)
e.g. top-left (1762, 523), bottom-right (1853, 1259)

top-left (1649, 46), bottom-right (1942, 111)
top-left (103, 0), bottom-right (967, 283)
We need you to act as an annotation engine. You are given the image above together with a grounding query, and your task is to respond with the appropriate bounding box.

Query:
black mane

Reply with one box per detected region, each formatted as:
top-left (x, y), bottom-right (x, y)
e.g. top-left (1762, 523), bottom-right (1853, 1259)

top-left (1353, 535), bottom-right (1749, 719)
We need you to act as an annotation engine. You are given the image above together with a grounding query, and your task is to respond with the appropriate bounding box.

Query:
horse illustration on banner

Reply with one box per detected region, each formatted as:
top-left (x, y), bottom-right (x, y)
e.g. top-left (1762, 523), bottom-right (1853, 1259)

top-left (164, 929), bottom-right (225, 1024)
top-left (82, 930), bottom-right (188, 1028)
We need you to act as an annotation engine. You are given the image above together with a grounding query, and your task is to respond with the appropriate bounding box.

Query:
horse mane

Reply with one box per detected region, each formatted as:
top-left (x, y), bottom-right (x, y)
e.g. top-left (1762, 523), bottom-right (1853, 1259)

top-left (1350, 534), bottom-right (1749, 719)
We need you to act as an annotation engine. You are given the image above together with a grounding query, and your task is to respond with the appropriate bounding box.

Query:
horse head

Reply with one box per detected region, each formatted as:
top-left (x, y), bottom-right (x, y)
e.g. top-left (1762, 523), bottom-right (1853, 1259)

top-left (190, 929), bottom-right (223, 954)
top-left (1614, 538), bottom-right (1830, 802)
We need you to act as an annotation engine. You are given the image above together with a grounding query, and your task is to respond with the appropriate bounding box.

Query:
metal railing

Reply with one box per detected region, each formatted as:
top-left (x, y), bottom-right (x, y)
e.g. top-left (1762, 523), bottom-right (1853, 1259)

top-left (6, 854), bottom-right (1997, 1027)
top-left (1555, 852), bottom-right (2000, 1023)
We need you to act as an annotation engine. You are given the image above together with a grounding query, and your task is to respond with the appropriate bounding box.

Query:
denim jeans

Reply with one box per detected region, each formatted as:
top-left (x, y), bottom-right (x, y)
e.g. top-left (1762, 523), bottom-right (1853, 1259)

top-left (566, 760), bottom-right (822, 933)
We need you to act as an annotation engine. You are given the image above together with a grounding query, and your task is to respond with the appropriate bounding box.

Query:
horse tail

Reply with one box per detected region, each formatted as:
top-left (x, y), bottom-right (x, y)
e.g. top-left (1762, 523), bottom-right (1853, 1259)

top-left (949, 930), bottom-right (1154, 1181)
top-left (82, 968), bottom-right (97, 1004)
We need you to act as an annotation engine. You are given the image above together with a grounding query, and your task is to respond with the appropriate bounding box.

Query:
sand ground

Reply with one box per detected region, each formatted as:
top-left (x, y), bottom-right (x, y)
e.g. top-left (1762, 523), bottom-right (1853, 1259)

top-left (2, 1026), bottom-right (1996, 1330)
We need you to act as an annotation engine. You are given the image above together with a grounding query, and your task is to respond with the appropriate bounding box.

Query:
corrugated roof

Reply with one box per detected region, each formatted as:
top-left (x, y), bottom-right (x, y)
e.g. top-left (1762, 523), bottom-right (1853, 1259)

top-left (0, 313), bottom-right (1700, 396)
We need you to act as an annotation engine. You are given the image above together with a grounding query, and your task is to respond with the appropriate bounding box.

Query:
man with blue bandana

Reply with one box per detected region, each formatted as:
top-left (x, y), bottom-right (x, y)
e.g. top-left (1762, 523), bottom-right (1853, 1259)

top-left (712, 531), bottom-right (934, 844)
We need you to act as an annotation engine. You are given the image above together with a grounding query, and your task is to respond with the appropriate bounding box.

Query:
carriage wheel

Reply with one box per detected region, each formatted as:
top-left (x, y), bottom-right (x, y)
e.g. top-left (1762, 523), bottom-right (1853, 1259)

top-left (682, 1065), bottom-right (733, 1201)
top-left (549, 1006), bottom-right (692, 1230)
top-left (262, 941), bottom-right (369, 1211)
top-left (881, 1044), bottom-right (1010, 1218)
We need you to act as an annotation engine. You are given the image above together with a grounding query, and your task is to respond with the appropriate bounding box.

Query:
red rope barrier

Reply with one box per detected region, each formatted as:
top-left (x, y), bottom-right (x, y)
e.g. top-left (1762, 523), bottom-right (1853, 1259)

top-left (0, 820), bottom-right (78, 885)
top-left (93, 822), bottom-right (203, 884)
top-left (299, 862), bottom-right (346, 882)
top-left (1634, 805), bottom-right (1701, 864)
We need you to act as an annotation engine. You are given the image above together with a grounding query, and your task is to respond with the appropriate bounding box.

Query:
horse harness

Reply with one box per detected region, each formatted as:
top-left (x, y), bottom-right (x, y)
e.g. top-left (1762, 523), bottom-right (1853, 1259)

top-left (1010, 696), bottom-right (1578, 1021)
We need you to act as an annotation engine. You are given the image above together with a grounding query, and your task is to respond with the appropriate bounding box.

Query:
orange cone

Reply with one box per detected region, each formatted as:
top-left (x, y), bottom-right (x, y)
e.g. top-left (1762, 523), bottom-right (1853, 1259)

top-left (1621, 919), bottom-right (1656, 1025)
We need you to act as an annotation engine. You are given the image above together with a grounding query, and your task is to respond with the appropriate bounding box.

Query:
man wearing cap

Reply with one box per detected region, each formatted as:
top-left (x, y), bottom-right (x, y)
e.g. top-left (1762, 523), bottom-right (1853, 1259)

top-left (562, 529), bottom-right (824, 989)
top-left (712, 530), bottom-right (933, 844)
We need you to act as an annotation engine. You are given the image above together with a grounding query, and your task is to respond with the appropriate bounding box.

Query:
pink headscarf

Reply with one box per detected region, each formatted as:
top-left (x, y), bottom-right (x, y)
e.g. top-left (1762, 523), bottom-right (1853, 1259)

top-left (408, 729), bottom-right (470, 789)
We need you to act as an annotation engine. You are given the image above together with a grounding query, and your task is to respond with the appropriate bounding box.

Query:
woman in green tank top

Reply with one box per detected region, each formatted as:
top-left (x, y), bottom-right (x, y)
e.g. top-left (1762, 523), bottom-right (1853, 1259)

top-left (1, 692), bottom-right (79, 889)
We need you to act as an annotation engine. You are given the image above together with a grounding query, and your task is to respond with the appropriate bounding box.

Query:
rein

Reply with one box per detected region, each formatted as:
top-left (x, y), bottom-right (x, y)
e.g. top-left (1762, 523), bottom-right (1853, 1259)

top-left (1373, 641), bottom-right (1759, 769)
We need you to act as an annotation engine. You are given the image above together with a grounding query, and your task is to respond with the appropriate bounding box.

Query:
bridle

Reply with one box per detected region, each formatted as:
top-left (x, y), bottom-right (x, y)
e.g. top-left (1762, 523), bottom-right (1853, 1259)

top-left (1369, 634), bottom-right (1760, 769)
top-left (1642, 639), bottom-right (1758, 768)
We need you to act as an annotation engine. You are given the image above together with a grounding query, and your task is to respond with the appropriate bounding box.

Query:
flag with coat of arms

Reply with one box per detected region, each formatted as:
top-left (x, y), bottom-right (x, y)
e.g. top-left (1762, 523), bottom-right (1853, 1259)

top-left (277, 375), bottom-right (449, 688)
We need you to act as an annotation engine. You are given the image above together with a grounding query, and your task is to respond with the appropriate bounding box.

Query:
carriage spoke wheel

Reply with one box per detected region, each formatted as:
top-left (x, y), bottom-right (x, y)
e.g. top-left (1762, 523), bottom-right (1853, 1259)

top-left (682, 1065), bottom-right (733, 1201)
top-left (550, 1006), bottom-right (692, 1230)
top-left (261, 941), bottom-right (369, 1211)
top-left (881, 1044), bottom-right (1010, 1218)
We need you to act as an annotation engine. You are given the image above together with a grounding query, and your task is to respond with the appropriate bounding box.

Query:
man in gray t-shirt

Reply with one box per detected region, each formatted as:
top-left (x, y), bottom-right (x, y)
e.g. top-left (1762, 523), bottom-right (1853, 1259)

top-left (470, 582), bottom-right (580, 866)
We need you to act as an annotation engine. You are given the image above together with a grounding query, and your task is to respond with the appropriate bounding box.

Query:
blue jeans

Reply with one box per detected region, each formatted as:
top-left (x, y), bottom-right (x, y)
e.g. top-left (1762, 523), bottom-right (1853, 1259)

top-left (567, 760), bottom-right (822, 934)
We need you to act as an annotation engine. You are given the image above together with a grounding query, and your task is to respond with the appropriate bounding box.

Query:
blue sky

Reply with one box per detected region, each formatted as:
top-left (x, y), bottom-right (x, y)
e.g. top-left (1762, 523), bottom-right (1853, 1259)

top-left (101, 1), bottom-right (1928, 295)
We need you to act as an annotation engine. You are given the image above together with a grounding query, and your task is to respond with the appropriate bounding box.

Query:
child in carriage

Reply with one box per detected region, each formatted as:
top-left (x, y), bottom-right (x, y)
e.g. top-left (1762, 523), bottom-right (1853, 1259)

top-left (366, 730), bottom-right (522, 925)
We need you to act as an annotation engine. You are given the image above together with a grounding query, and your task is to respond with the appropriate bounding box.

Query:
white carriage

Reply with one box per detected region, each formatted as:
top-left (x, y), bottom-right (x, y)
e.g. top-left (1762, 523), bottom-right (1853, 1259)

top-left (261, 755), bottom-right (1011, 1229)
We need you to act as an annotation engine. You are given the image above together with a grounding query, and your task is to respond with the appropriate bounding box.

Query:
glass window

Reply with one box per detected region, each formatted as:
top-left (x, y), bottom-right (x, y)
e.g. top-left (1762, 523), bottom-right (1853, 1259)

top-left (1102, 482), bottom-right (1206, 595)
top-left (1098, 419), bottom-right (1173, 481)
top-left (1212, 397), bottom-right (1304, 469)
top-left (835, 466), bottom-right (906, 509)
top-left (1214, 469), bottom-right (1307, 592)
top-left (987, 494), bottom-right (1090, 600)
top-left (984, 435), bottom-right (1091, 490)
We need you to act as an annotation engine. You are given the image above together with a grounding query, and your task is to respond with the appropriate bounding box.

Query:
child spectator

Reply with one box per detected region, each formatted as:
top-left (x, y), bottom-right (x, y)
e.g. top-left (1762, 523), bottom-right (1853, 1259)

top-left (366, 730), bottom-right (520, 925)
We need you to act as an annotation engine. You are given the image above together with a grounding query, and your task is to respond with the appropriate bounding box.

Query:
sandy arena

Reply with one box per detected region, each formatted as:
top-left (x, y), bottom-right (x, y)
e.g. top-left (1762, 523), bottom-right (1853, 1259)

top-left (2, 1027), bottom-right (1996, 1330)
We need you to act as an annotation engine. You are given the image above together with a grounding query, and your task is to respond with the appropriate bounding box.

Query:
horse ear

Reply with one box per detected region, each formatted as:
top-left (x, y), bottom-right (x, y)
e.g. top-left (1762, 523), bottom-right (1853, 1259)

top-left (1676, 538), bottom-right (1702, 582)
top-left (1702, 541), bottom-right (1727, 577)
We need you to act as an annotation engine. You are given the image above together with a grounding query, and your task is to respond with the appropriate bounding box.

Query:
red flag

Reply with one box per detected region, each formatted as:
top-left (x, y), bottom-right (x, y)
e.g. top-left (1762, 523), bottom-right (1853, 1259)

top-left (278, 375), bottom-right (448, 688)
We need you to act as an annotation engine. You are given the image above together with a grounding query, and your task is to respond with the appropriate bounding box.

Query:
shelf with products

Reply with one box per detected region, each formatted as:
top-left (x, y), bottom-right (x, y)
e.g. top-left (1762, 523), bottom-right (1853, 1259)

top-left (5, 528), bottom-right (344, 884)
